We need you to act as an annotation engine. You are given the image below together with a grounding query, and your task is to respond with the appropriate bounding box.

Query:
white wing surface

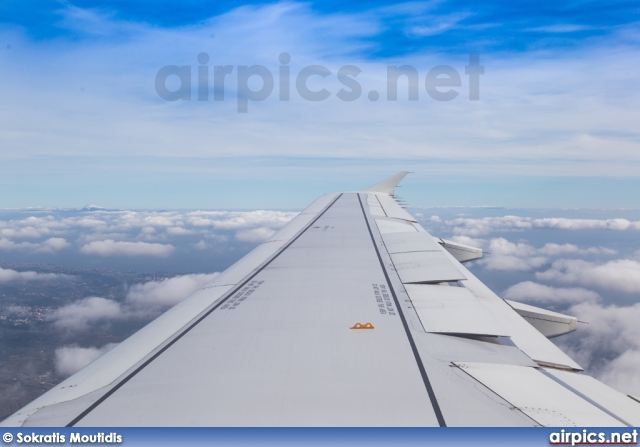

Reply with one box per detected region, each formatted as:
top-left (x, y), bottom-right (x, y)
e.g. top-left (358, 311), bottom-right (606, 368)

top-left (3, 173), bottom-right (639, 426)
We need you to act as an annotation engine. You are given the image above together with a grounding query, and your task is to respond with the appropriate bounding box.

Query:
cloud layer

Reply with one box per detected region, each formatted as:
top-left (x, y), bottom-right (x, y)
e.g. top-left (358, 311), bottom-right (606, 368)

top-left (449, 216), bottom-right (640, 237)
top-left (0, 209), bottom-right (298, 261)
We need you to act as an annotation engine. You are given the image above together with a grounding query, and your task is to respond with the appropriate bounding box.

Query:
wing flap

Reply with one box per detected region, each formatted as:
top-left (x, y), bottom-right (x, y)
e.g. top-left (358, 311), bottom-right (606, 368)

top-left (375, 194), bottom-right (417, 222)
top-left (439, 252), bottom-right (583, 371)
top-left (382, 232), bottom-right (442, 254)
top-left (506, 300), bottom-right (577, 338)
top-left (454, 362), bottom-right (625, 426)
top-left (391, 251), bottom-right (467, 283)
top-left (375, 218), bottom-right (418, 234)
top-left (406, 284), bottom-right (510, 336)
top-left (543, 369), bottom-right (640, 426)
top-left (438, 239), bottom-right (483, 263)
top-left (366, 196), bottom-right (386, 217)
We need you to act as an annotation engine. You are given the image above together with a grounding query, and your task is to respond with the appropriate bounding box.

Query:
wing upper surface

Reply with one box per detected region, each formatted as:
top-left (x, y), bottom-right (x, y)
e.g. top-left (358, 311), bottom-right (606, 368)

top-left (2, 174), bottom-right (637, 427)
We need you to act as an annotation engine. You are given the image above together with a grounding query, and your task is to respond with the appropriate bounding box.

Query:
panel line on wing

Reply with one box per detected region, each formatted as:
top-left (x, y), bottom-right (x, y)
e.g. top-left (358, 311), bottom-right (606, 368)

top-left (538, 369), bottom-right (635, 426)
top-left (450, 363), bottom-right (541, 426)
top-left (454, 362), bottom-right (624, 426)
top-left (65, 193), bottom-right (345, 427)
top-left (357, 193), bottom-right (447, 427)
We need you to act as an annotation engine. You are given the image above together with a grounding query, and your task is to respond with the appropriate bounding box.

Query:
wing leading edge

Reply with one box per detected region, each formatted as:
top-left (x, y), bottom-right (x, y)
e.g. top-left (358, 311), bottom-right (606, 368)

top-left (2, 173), bottom-right (639, 427)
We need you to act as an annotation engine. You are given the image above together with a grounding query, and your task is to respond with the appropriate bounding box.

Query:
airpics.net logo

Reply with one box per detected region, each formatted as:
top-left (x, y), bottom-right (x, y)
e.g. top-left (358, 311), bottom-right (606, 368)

top-left (155, 53), bottom-right (484, 112)
top-left (549, 429), bottom-right (638, 446)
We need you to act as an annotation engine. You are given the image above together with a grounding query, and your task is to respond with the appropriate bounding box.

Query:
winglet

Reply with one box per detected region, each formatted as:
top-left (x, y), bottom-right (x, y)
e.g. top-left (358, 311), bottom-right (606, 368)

top-left (365, 171), bottom-right (409, 195)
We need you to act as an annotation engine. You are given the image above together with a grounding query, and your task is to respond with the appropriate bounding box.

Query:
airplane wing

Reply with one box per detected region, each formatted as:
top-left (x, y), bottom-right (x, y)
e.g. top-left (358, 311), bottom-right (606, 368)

top-left (2, 173), bottom-right (639, 427)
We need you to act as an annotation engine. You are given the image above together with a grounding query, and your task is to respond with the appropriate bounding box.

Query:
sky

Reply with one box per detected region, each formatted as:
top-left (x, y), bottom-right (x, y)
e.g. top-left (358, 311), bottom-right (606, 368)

top-left (1, 0), bottom-right (640, 208)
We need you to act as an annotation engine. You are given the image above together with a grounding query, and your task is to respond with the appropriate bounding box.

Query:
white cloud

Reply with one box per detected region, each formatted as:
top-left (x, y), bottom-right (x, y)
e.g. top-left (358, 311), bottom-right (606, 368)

top-left (194, 240), bottom-right (208, 250)
top-left (532, 218), bottom-right (640, 231)
top-left (537, 243), bottom-right (579, 256)
top-left (166, 226), bottom-right (194, 236)
top-left (48, 273), bottom-right (219, 331)
top-left (76, 232), bottom-right (132, 244)
top-left (408, 12), bottom-right (471, 37)
top-left (0, 226), bottom-right (49, 239)
top-left (478, 237), bottom-right (547, 271)
top-left (598, 349), bottom-right (640, 397)
top-left (72, 217), bottom-right (108, 228)
top-left (557, 301), bottom-right (640, 396)
top-left (0, 238), bottom-right (35, 251)
top-left (80, 239), bottom-right (175, 257)
top-left (471, 237), bottom-right (618, 271)
top-left (0, 267), bottom-right (73, 283)
top-left (0, 210), bottom-right (297, 255)
top-left (140, 226), bottom-right (156, 235)
top-left (126, 273), bottom-right (218, 314)
top-left (481, 255), bottom-right (548, 271)
top-left (448, 235), bottom-right (486, 248)
top-left (487, 237), bottom-right (535, 256)
top-left (187, 211), bottom-right (297, 230)
top-left (536, 259), bottom-right (640, 293)
top-left (55, 343), bottom-right (118, 376)
top-left (0, 237), bottom-right (70, 252)
top-left (526, 24), bottom-right (595, 33)
top-left (235, 227), bottom-right (276, 243)
top-left (450, 216), bottom-right (533, 236)
top-left (35, 237), bottom-right (71, 253)
top-left (503, 281), bottom-right (600, 304)
top-left (449, 216), bottom-right (640, 237)
top-left (48, 297), bottom-right (123, 331)
top-left (141, 215), bottom-right (174, 227)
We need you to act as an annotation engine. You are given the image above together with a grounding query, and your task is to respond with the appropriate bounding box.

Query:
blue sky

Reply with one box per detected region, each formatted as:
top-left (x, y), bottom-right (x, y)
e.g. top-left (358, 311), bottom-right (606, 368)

top-left (1, 0), bottom-right (639, 208)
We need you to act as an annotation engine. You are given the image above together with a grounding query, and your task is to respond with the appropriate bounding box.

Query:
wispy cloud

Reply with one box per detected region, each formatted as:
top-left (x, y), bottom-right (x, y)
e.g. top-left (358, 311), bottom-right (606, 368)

top-left (503, 281), bottom-right (600, 304)
top-left (0, 237), bottom-right (71, 253)
top-left (48, 272), bottom-right (219, 332)
top-left (536, 258), bottom-right (640, 293)
top-left (0, 267), bottom-right (73, 283)
top-left (449, 215), bottom-right (640, 237)
top-left (126, 273), bottom-right (218, 315)
top-left (55, 343), bottom-right (118, 376)
top-left (525, 24), bottom-right (596, 33)
top-left (407, 12), bottom-right (472, 36)
top-left (470, 237), bottom-right (616, 272)
top-left (235, 227), bottom-right (275, 242)
top-left (49, 296), bottom-right (124, 331)
top-left (79, 240), bottom-right (175, 257)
